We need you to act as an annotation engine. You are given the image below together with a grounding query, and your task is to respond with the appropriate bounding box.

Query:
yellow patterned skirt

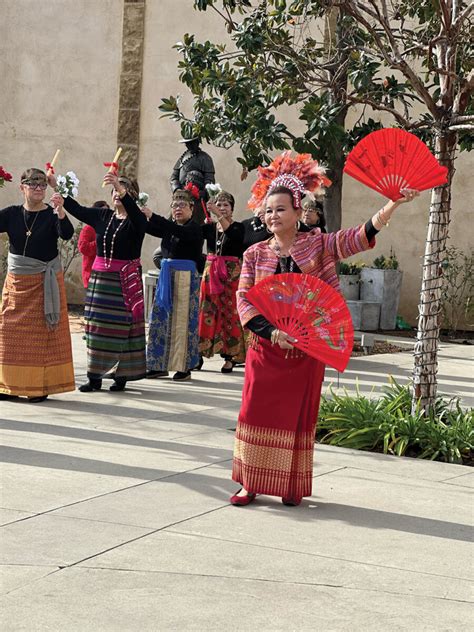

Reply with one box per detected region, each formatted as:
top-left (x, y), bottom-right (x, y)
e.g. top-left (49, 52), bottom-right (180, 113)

top-left (232, 335), bottom-right (325, 499)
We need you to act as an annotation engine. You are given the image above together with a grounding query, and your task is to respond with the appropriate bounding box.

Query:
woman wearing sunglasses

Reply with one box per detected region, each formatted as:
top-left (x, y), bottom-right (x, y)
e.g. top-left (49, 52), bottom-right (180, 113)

top-left (0, 168), bottom-right (75, 402)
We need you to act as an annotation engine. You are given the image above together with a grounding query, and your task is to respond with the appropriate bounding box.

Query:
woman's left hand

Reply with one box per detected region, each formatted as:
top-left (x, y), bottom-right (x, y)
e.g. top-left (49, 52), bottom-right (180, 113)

top-left (50, 192), bottom-right (65, 219)
top-left (397, 188), bottom-right (420, 204)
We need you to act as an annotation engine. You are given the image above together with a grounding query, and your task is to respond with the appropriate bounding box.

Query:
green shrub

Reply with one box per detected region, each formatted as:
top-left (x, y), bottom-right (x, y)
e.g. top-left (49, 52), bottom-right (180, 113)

top-left (339, 261), bottom-right (364, 275)
top-left (372, 249), bottom-right (399, 270)
top-left (317, 380), bottom-right (473, 464)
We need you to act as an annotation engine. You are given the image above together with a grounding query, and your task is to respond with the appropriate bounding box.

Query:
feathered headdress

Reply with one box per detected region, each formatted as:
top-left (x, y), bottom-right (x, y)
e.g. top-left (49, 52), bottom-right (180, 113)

top-left (248, 151), bottom-right (331, 210)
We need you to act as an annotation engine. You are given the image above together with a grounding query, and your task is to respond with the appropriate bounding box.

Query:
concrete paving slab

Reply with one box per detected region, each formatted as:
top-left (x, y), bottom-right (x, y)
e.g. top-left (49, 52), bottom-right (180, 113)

top-left (0, 508), bottom-right (34, 527)
top-left (171, 470), bottom-right (473, 581)
top-left (441, 472), bottom-right (474, 488)
top-left (0, 514), bottom-right (152, 566)
top-left (0, 459), bottom-right (142, 514)
top-left (1, 566), bottom-right (471, 632)
top-left (0, 565), bottom-right (57, 595)
top-left (314, 442), bottom-right (472, 482)
top-left (83, 530), bottom-right (474, 602)
top-left (49, 466), bottom-right (233, 529)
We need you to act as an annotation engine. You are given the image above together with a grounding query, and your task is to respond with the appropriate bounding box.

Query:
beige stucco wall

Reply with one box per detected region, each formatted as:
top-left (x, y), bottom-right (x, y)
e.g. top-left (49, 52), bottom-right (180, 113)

top-left (1, 0), bottom-right (473, 323)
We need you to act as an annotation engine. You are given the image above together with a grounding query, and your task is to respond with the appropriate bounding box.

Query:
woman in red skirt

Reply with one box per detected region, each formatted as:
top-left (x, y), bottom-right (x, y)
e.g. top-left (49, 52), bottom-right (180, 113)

top-left (231, 152), bottom-right (419, 507)
top-left (199, 191), bottom-right (245, 372)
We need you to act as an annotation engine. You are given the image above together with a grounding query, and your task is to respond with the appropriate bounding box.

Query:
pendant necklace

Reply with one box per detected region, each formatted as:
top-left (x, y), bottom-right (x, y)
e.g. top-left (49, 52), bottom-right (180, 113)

top-left (215, 221), bottom-right (229, 256)
top-left (103, 213), bottom-right (125, 268)
top-left (22, 207), bottom-right (41, 256)
top-left (272, 233), bottom-right (297, 273)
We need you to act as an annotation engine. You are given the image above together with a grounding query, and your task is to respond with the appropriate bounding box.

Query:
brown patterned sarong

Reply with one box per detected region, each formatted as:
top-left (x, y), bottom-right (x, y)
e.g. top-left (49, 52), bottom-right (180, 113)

top-left (0, 271), bottom-right (75, 396)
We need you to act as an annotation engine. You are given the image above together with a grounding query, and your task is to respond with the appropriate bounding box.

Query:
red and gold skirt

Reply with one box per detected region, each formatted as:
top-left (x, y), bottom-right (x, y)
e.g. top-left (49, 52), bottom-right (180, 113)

top-left (232, 334), bottom-right (325, 499)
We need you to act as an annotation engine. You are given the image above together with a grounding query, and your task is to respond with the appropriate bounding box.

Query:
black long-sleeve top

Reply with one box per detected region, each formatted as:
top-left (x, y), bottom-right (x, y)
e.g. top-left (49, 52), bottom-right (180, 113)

top-left (202, 221), bottom-right (245, 258)
top-left (146, 214), bottom-right (204, 267)
top-left (246, 219), bottom-right (380, 340)
top-left (0, 204), bottom-right (74, 262)
top-left (63, 194), bottom-right (147, 260)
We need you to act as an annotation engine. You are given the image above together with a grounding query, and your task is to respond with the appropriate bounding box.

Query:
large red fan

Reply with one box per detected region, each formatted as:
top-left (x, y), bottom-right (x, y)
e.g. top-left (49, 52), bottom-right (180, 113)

top-left (344, 128), bottom-right (448, 200)
top-left (246, 273), bottom-right (354, 372)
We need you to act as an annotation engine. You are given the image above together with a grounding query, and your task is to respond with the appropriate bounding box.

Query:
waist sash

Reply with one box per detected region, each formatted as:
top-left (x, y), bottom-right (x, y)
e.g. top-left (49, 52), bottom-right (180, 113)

top-left (8, 253), bottom-right (62, 329)
top-left (206, 254), bottom-right (239, 295)
top-left (93, 256), bottom-right (144, 323)
top-left (157, 259), bottom-right (197, 314)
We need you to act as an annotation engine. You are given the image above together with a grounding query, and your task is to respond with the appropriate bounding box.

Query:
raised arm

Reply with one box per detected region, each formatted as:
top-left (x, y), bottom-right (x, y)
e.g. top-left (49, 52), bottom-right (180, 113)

top-left (146, 214), bottom-right (202, 242)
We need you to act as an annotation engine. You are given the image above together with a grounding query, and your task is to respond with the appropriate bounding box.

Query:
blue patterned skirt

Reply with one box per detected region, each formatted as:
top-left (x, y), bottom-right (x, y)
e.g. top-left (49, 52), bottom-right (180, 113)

top-left (146, 259), bottom-right (200, 372)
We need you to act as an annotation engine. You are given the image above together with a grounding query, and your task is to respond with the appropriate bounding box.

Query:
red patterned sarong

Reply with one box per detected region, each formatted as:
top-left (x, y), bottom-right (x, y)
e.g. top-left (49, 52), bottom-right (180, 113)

top-left (198, 256), bottom-right (245, 361)
top-left (232, 335), bottom-right (325, 499)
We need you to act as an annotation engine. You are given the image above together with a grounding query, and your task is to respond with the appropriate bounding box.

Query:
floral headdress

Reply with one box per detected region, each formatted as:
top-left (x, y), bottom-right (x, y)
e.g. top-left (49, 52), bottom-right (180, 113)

top-left (248, 151), bottom-right (331, 210)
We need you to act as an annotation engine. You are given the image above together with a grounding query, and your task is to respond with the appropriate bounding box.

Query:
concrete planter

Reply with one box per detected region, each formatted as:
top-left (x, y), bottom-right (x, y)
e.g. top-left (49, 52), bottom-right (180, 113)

top-left (360, 268), bottom-right (403, 330)
top-left (339, 274), bottom-right (360, 301)
top-left (346, 300), bottom-right (381, 331)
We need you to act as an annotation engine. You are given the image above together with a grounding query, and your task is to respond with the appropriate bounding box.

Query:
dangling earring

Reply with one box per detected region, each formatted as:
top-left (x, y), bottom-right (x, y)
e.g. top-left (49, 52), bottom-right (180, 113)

top-left (296, 220), bottom-right (301, 231)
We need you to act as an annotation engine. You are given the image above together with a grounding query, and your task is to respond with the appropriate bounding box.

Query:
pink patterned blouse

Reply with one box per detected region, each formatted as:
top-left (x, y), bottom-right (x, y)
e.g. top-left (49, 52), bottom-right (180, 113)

top-left (237, 225), bottom-right (374, 327)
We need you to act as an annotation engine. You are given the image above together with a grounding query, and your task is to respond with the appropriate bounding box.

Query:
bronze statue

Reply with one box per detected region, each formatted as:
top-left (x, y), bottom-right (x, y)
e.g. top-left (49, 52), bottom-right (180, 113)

top-left (170, 136), bottom-right (215, 224)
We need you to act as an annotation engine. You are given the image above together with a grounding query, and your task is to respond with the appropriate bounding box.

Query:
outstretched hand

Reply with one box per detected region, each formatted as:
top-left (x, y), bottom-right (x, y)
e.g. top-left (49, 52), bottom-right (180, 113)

top-left (50, 192), bottom-right (65, 219)
top-left (103, 171), bottom-right (123, 192)
top-left (397, 188), bottom-right (420, 204)
top-left (140, 205), bottom-right (152, 220)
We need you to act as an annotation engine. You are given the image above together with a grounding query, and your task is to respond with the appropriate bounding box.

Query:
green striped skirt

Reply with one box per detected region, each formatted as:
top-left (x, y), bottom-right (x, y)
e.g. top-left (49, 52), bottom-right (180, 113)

top-left (84, 270), bottom-right (146, 381)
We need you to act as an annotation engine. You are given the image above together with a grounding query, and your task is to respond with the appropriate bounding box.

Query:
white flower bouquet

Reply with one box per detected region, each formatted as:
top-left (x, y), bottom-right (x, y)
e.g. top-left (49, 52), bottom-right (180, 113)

top-left (205, 182), bottom-right (222, 198)
top-left (137, 192), bottom-right (149, 208)
top-left (56, 171), bottom-right (80, 198)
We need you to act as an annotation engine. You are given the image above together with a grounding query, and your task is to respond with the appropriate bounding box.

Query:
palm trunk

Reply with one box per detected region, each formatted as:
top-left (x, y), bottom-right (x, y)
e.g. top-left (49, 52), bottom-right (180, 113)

top-left (412, 132), bottom-right (456, 412)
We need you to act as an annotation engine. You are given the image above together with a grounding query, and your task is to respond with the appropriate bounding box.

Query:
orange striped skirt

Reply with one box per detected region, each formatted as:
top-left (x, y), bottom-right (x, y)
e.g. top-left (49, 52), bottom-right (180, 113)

top-left (0, 271), bottom-right (75, 397)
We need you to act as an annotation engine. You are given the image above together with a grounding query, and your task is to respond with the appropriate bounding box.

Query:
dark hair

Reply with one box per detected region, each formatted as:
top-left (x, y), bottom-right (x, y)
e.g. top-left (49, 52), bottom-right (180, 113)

top-left (266, 185), bottom-right (302, 209)
top-left (92, 200), bottom-right (110, 209)
top-left (118, 176), bottom-right (140, 201)
top-left (214, 191), bottom-right (235, 211)
top-left (20, 167), bottom-right (46, 183)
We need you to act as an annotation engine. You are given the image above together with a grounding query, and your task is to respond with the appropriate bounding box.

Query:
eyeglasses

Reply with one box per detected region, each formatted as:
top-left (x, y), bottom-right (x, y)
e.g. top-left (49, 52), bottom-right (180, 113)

top-left (23, 182), bottom-right (47, 190)
top-left (171, 202), bottom-right (188, 209)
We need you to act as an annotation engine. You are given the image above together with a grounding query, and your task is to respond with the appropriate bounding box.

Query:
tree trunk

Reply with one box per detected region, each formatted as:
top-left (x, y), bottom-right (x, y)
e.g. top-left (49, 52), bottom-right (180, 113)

top-left (323, 8), bottom-right (348, 233)
top-left (412, 132), bottom-right (456, 412)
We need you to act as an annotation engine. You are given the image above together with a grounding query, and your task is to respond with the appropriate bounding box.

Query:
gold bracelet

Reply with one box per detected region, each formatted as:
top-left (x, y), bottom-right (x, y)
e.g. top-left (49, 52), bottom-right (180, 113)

top-left (377, 209), bottom-right (389, 227)
top-left (118, 188), bottom-right (127, 199)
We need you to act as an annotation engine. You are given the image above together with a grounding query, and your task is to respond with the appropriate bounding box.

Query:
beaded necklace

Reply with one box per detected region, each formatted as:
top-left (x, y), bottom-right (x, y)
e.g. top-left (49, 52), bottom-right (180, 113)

top-left (103, 213), bottom-right (126, 268)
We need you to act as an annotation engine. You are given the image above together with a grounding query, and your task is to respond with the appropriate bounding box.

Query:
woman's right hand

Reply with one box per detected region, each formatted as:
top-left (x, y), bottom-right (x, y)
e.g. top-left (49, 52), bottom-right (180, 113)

top-left (207, 200), bottom-right (219, 216)
top-left (141, 205), bottom-right (152, 220)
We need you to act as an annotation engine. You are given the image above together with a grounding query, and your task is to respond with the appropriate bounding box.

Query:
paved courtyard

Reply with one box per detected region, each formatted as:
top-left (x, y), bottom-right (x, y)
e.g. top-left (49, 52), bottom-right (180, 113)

top-left (1, 334), bottom-right (473, 631)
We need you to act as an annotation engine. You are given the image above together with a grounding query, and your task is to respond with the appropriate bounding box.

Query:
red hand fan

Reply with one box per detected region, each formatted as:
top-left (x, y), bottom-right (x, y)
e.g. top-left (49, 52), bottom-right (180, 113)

top-left (246, 273), bottom-right (354, 372)
top-left (344, 128), bottom-right (448, 200)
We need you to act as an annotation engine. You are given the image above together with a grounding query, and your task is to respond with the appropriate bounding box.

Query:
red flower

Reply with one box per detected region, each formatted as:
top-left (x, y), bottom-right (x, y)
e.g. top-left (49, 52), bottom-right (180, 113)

top-left (0, 166), bottom-right (13, 184)
top-left (184, 182), bottom-right (200, 200)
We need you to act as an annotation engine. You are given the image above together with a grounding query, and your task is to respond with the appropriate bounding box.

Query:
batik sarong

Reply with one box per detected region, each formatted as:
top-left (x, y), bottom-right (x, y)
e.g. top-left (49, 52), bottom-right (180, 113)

top-left (147, 259), bottom-right (200, 372)
top-left (0, 270), bottom-right (75, 397)
top-left (198, 255), bottom-right (245, 361)
top-left (232, 335), bottom-right (325, 499)
top-left (85, 257), bottom-right (146, 381)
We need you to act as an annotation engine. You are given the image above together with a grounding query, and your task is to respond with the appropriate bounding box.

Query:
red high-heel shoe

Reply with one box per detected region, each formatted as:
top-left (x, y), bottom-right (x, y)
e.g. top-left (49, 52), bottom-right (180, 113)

top-left (230, 489), bottom-right (257, 506)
